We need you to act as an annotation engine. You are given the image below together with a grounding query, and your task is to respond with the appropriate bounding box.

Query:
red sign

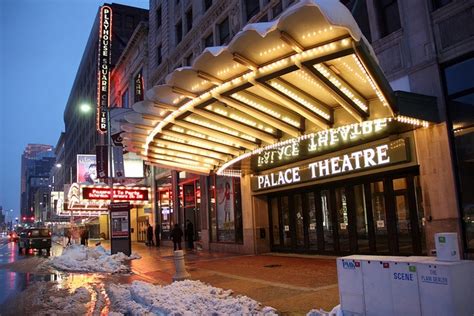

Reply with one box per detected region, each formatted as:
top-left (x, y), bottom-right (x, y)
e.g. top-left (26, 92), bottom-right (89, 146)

top-left (82, 187), bottom-right (149, 201)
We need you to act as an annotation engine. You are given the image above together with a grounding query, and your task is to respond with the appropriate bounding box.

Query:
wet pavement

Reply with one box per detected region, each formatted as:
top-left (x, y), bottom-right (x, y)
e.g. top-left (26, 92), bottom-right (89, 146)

top-left (0, 238), bottom-right (340, 315)
top-left (0, 238), bottom-right (62, 306)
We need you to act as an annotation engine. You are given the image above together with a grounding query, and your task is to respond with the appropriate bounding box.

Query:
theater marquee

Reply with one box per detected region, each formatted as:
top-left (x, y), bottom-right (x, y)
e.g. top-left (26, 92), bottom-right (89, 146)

top-left (82, 186), bottom-right (150, 202)
top-left (251, 138), bottom-right (409, 191)
top-left (252, 118), bottom-right (394, 171)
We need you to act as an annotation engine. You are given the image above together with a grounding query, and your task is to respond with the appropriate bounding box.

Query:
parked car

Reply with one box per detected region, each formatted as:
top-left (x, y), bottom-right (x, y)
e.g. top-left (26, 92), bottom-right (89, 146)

top-left (18, 228), bottom-right (52, 254)
top-left (8, 231), bottom-right (19, 242)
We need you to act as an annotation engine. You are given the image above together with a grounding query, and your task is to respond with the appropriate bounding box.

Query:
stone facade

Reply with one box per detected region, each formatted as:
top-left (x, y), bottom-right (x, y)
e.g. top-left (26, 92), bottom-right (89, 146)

top-left (140, 0), bottom-right (473, 255)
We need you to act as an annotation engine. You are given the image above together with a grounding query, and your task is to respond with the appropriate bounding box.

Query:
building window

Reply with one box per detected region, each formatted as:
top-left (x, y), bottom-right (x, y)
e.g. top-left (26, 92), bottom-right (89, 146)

top-left (185, 53), bottom-right (193, 66)
top-left (376, 0), bottom-right (401, 37)
top-left (244, 0), bottom-right (260, 22)
top-left (218, 17), bottom-right (230, 45)
top-left (176, 20), bottom-right (183, 44)
top-left (156, 6), bottom-right (162, 29)
top-left (204, 0), bottom-right (212, 11)
top-left (186, 8), bottom-right (193, 33)
top-left (272, 0), bottom-right (283, 19)
top-left (121, 89), bottom-right (129, 108)
top-left (157, 44), bottom-right (162, 65)
top-left (203, 33), bottom-right (214, 47)
top-left (342, 0), bottom-right (372, 42)
top-left (443, 57), bottom-right (474, 253)
top-left (432, 0), bottom-right (452, 10)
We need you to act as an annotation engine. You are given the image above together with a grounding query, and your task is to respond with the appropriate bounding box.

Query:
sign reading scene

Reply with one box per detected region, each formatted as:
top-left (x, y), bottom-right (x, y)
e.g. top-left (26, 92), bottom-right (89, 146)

top-left (251, 138), bottom-right (409, 191)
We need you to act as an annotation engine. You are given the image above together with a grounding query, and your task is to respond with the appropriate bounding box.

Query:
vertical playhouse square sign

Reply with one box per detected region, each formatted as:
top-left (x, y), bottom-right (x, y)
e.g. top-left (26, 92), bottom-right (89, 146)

top-left (97, 6), bottom-right (112, 133)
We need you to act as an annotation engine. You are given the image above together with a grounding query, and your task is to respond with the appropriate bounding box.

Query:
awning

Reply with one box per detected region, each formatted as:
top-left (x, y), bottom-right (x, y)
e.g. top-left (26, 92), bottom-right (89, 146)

top-left (123, 0), bottom-right (430, 176)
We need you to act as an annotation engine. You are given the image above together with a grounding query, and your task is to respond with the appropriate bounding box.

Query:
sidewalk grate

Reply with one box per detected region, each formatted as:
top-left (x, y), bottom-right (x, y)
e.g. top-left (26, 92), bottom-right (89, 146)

top-left (263, 264), bottom-right (282, 268)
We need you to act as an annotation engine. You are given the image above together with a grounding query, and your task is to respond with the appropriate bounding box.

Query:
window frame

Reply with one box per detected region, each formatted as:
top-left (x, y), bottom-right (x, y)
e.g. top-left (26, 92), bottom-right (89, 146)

top-left (218, 17), bottom-right (230, 45)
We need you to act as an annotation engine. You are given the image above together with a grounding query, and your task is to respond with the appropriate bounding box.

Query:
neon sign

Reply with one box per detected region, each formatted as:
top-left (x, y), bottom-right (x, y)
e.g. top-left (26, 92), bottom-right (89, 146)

top-left (252, 138), bottom-right (409, 191)
top-left (97, 6), bottom-right (112, 133)
top-left (134, 70), bottom-right (144, 102)
top-left (253, 119), bottom-right (390, 171)
top-left (82, 187), bottom-right (149, 201)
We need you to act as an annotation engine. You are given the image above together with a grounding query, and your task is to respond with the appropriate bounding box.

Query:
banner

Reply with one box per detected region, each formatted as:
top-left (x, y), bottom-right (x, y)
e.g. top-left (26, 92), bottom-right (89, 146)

top-left (96, 145), bottom-right (108, 179)
top-left (134, 70), bottom-right (144, 103)
top-left (216, 176), bottom-right (235, 242)
top-left (113, 147), bottom-right (125, 178)
top-left (77, 155), bottom-right (99, 184)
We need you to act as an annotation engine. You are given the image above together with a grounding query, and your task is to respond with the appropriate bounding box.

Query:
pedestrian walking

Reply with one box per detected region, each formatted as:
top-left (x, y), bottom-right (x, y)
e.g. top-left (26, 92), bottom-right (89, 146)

top-left (186, 220), bottom-right (194, 250)
top-left (65, 229), bottom-right (72, 246)
top-left (170, 223), bottom-right (183, 251)
top-left (83, 226), bottom-right (89, 246)
top-left (80, 227), bottom-right (87, 246)
top-left (146, 223), bottom-right (154, 246)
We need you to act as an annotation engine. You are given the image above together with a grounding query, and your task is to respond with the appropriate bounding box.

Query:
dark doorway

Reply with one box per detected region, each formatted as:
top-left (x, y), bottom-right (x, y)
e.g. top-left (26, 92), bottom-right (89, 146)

top-left (268, 170), bottom-right (425, 255)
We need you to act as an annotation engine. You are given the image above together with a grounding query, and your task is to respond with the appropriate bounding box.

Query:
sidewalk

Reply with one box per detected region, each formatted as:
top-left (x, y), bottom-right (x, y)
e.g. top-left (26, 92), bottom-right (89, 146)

top-left (102, 241), bottom-right (340, 315)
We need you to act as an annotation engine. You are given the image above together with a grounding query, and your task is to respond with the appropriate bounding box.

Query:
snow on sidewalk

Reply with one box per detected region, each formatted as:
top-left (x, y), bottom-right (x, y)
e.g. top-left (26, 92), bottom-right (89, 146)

top-left (108, 279), bottom-right (278, 315)
top-left (50, 244), bottom-right (141, 273)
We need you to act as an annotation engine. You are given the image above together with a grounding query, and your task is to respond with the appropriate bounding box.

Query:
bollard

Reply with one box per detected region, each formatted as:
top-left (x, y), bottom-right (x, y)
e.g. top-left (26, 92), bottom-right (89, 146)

top-left (173, 250), bottom-right (190, 281)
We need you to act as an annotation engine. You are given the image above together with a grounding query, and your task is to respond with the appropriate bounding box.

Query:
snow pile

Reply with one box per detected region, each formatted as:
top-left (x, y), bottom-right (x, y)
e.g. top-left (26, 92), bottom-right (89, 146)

top-left (108, 280), bottom-right (277, 315)
top-left (50, 244), bottom-right (140, 273)
top-left (307, 305), bottom-right (342, 316)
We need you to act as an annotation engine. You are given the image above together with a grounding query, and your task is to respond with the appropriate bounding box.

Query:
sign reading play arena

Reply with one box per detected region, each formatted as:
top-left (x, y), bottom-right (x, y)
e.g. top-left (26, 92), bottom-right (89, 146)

top-left (82, 186), bottom-right (150, 201)
top-left (251, 138), bottom-right (409, 191)
top-left (97, 5), bottom-right (112, 133)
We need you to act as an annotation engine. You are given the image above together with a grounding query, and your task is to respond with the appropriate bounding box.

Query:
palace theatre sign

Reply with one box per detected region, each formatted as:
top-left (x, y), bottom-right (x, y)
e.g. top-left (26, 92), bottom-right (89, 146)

top-left (250, 120), bottom-right (411, 191)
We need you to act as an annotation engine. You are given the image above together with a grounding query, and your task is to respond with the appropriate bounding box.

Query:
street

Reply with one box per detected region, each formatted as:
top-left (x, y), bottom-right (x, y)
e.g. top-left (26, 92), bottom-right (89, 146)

top-left (0, 238), bottom-right (138, 315)
top-left (0, 237), bottom-right (340, 315)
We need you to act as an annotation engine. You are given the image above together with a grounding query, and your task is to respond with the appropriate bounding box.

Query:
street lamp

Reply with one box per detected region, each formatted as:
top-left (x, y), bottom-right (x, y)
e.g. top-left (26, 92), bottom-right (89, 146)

top-left (80, 103), bottom-right (92, 113)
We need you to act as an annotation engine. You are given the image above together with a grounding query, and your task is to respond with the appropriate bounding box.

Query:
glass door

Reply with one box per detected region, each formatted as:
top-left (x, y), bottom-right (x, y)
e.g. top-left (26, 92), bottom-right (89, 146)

top-left (320, 190), bottom-right (334, 251)
top-left (370, 181), bottom-right (389, 253)
top-left (294, 194), bottom-right (305, 248)
top-left (306, 192), bottom-right (318, 250)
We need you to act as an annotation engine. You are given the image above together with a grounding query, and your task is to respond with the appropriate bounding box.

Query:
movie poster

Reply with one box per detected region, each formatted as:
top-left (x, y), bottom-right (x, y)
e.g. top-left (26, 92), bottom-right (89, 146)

top-left (77, 154), bottom-right (99, 184)
top-left (216, 176), bottom-right (234, 241)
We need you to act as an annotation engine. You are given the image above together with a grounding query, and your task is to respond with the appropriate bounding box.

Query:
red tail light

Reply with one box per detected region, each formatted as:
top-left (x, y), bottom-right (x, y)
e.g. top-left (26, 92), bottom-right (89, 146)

top-left (48, 231), bottom-right (52, 236)
top-left (28, 232), bottom-right (31, 237)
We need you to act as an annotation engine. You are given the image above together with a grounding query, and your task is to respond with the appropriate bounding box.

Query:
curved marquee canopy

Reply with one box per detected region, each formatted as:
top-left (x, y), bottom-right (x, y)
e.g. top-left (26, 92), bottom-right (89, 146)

top-left (123, 0), bottom-right (423, 176)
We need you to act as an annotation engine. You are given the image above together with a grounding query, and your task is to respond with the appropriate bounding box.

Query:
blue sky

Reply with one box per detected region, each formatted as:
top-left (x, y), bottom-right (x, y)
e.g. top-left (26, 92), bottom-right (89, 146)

top-left (0, 0), bottom-right (148, 218)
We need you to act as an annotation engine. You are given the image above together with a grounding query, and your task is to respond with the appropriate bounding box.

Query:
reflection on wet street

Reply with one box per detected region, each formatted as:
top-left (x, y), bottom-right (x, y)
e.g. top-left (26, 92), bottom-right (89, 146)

top-left (0, 239), bottom-right (141, 315)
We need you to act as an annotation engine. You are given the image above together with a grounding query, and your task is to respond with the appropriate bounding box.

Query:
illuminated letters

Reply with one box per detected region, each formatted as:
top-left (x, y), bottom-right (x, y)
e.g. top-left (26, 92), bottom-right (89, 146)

top-left (255, 142), bottom-right (399, 190)
top-left (257, 167), bottom-right (301, 189)
top-left (96, 6), bottom-right (112, 133)
top-left (258, 119), bottom-right (390, 170)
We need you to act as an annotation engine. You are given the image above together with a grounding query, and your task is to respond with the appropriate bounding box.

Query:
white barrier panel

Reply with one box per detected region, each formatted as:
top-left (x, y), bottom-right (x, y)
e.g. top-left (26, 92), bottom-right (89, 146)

top-left (416, 258), bottom-right (474, 316)
top-left (336, 256), bottom-right (365, 315)
top-left (434, 233), bottom-right (460, 261)
top-left (362, 257), bottom-right (397, 316)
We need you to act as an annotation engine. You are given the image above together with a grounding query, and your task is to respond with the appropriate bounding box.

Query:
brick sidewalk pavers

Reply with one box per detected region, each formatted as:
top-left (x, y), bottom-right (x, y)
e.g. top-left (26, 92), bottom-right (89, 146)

top-left (107, 241), bottom-right (340, 314)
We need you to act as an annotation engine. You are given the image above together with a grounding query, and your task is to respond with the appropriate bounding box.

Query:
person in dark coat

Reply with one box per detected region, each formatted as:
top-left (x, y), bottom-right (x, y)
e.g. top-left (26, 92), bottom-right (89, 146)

top-left (154, 223), bottom-right (160, 247)
top-left (170, 224), bottom-right (183, 251)
top-left (186, 220), bottom-right (194, 250)
top-left (65, 229), bottom-right (72, 246)
top-left (146, 223), bottom-right (154, 246)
